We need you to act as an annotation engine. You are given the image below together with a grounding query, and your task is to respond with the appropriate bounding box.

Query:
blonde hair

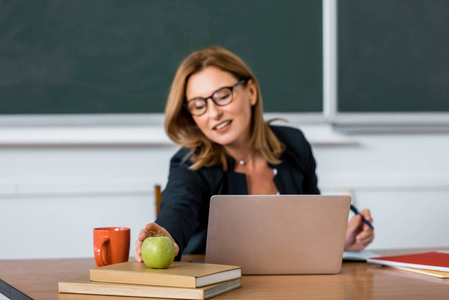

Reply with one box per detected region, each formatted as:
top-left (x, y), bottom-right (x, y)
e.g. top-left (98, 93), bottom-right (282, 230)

top-left (164, 46), bottom-right (284, 171)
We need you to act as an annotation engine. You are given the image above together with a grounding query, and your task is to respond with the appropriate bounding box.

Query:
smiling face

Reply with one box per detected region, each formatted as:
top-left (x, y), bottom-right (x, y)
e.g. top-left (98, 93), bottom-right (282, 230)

top-left (185, 66), bottom-right (257, 150)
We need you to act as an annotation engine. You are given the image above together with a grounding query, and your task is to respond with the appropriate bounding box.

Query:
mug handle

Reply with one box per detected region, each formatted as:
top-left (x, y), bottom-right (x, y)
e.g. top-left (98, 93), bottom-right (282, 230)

top-left (94, 237), bottom-right (110, 267)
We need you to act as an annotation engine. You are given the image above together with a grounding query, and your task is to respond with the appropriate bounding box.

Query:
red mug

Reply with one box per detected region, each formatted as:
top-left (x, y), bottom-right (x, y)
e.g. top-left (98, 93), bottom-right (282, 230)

top-left (93, 227), bottom-right (130, 267)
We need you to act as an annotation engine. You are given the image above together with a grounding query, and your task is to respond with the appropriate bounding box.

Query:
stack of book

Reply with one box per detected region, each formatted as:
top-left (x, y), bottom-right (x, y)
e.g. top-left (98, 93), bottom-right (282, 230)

top-left (59, 261), bottom-right (242, 299)
top-left (367, 251), bottom-right (449, 279)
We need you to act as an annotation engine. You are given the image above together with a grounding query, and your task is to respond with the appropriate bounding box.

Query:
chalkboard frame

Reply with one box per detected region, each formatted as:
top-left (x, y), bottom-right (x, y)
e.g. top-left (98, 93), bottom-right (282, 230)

top-left (2, 0), bottom-right (449, 131)
top-left (0, 0), bottom-right (323, 115)
top-left (324, 0), bottom-right (449, 129)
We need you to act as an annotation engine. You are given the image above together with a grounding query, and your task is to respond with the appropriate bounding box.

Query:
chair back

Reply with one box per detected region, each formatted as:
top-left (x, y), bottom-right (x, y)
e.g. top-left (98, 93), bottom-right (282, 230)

top-left (154, 185), bottom-right (162, 216)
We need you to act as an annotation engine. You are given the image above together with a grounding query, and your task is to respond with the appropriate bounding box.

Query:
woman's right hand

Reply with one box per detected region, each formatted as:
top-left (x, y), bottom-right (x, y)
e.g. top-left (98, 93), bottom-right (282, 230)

top-left (134, 223), bottom-right (180, 263)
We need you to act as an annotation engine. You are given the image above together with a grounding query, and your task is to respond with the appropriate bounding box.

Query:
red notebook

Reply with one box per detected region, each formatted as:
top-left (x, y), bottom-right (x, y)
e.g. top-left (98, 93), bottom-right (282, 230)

top-left (367, 251), bottom-right (449, 272)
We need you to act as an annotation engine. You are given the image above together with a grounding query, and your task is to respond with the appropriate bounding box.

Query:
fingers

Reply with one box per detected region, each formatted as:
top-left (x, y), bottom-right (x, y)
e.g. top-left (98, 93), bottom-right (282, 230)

top-left (134, 223), bottom-right (180, 261)
top-left (354, 225), bottom-right (374, 250)
top-left (141, 223), bottom-right (164, 238)
top-left (134, 223), bottom-right (162, 263)
top-left (349, 209), bottom-right (374, 231)
top-left (134, 236), bottom-right (145, 262)
top-left (134, 243), bottom-right (143, 262)
top-left (360, 209), bottom-right (374, 232)
top-left (345, 229), bottom-right (374, 251)
top-left (347, 214), bottom-right (363, 233)
top-left (174, 242), bottom-right (180, 256)
top-left (137, 223), bottom-right (167, 243)
top-left (359, 209), bottom-right (373, 224)
top-left (356, 209), bottom-right (374, 245)
top-left (356, 227), bottom-right (374, 245)
top-left (345, 208), bottom-right (375, 251)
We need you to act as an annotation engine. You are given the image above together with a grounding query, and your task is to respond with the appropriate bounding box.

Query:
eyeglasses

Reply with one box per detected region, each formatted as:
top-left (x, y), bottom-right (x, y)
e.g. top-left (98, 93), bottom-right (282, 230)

top-left (185, 79), bottom-right (247, 116)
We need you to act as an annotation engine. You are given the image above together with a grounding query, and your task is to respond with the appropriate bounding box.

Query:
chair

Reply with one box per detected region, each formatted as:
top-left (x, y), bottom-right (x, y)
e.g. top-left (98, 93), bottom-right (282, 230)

top-left (154, 185), bottom-right (162, 216)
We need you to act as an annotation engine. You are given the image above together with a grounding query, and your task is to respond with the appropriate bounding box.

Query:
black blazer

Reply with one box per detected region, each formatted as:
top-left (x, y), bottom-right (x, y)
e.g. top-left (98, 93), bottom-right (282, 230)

top-left (155, 125), bottom-right (320, 259)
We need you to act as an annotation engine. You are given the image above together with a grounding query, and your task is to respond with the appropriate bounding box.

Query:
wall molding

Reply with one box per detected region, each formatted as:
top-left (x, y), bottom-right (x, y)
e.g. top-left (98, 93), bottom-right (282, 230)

top-left (0, 114), bottom-right (358, 147)
top-left (2, 176), bottom-right (449, 198)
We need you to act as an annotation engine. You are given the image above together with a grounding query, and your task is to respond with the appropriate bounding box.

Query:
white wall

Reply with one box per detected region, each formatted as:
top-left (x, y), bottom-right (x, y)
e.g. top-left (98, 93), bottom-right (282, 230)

top-left (1, 118), bottom-right (449, 259)
top-left (0, 138), bottom-right (176, 259)
top-left (314, 131), bottom-right (449, 250)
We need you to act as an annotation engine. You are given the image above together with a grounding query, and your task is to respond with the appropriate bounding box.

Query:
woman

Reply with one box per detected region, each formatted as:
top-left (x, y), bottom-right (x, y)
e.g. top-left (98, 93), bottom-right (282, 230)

top-left (135, 46), bottom-right (374, 262)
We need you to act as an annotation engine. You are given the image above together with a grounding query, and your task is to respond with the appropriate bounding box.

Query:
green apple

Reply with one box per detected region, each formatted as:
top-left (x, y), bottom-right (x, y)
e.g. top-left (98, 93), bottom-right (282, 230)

top-left (141, 235), bottom-right (176, 269)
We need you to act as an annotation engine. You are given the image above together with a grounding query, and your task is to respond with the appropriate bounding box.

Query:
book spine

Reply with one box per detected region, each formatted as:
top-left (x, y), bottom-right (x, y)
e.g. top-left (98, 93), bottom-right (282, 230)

top-left (90, 271), bottom-right (197, 288)
top-left (59, 282), bottom-right (203, 299)
top-left (368, 259), bottom-right (449, 273)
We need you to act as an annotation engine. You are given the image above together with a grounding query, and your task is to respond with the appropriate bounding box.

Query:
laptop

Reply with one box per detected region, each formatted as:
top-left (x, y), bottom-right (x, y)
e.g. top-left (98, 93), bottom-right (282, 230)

top-left (205, 195), bottom-right (351, 275)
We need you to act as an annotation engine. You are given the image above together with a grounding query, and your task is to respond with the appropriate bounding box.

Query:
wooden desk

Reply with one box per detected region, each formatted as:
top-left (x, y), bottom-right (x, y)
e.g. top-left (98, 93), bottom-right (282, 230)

top-left (1, 250), bottom-right (449, 299)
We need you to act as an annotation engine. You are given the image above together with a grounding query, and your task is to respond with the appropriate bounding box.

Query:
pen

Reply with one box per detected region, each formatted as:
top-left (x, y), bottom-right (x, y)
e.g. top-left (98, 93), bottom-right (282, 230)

top-left (350, 204), bottom-right (374, 230)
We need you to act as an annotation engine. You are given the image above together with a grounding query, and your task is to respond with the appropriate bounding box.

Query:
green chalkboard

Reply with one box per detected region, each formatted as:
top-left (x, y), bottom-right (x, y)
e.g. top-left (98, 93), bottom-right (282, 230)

top-left (338, 0), bottom-right (449, 112)
top-left (0, 0), bottom-right (322, 114)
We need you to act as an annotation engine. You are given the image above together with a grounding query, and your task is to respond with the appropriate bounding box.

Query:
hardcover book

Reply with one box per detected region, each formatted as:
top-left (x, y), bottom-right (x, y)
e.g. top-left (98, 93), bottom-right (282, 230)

top-left (90, 261), bottom-right (241, 288)
top-left (367, 251), bottom-right (449, 272)
top-left (59, 275), bottom-right (241, 299)
top-left (391, 266), bottom-right (449, 279)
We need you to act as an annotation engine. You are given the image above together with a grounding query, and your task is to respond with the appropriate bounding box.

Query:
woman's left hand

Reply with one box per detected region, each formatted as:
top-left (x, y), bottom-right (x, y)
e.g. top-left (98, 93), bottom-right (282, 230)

top-left (344, 209), bottom-right (374, 251)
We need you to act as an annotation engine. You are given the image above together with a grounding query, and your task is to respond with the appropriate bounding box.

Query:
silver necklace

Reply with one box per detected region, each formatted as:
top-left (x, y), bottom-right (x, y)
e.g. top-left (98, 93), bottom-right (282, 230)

top-left (239, 159), bottom-right (247, 165)
top-left (238, 153), bottom-right (253, 166)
